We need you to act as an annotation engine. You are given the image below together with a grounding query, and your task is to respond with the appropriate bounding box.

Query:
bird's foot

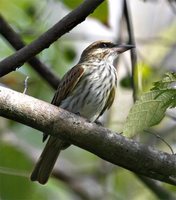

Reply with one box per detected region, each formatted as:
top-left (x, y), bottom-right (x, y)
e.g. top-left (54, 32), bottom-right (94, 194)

top-left (95, 120), bottom-right (103, 126)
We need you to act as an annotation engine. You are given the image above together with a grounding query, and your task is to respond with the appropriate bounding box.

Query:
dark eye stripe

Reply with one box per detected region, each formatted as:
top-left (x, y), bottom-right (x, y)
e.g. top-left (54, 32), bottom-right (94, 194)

top-left (99, 42), bottom-right (115, 48)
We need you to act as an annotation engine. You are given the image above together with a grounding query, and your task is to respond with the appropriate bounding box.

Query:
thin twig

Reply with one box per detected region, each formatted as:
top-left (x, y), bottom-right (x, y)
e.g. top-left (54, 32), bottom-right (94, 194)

top-left (145, 129), bottom-right (174, 155)
top-left (0, 15), bottom-right (60, 89)
top-left (123, 0), bottom-right (138, 101)
top-left (0, 0), bottom-right (104, 77)
top-left (23, 76), bottom-right (29, 94)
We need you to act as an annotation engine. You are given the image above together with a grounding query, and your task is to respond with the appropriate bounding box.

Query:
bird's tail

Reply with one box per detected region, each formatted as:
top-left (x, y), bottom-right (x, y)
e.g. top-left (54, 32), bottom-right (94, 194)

top-left (30, 137), bottom-right (68, 184)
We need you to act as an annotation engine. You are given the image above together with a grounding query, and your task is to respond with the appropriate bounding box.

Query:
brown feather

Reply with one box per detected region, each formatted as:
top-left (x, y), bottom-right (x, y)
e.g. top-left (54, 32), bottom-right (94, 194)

top-left (99, 86), bottom-right (116, 117)
top-left (51, 65), bottom-right (85, 106)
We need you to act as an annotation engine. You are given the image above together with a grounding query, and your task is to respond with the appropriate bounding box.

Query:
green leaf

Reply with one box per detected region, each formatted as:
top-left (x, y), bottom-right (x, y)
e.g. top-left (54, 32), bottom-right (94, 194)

top-left (120, 74), bottom-right (132, 89)
top-left (0, 142), bottom-right (48, 200)
top-left (123, 89), bottom-right (176, 137)
top-left (62, 0), bottom-right (108, 25)
top-left (0, 142), bottom-right (32, 200)
top-left (123, 72), bottom-right (176, 138)
top-left (62, 0), bottom-right (83, 9)
top-left (152, 72), bottom-right (176, 90)
top-left (90, 1), bottom-right (108, 25)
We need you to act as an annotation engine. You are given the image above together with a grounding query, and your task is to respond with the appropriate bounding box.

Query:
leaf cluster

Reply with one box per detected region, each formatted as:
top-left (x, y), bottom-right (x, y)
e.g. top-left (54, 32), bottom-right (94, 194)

top-left (123, 72), bottom-right (176, 137)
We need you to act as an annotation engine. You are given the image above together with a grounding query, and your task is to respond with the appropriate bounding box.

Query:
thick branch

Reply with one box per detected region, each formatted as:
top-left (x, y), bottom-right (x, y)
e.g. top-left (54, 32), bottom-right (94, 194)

top-left (0, 0), bottom-right (104, 77)
top-left (0, 15), bottom-right (60, 89)
top-left (0, 86), bottom-right (176, 185)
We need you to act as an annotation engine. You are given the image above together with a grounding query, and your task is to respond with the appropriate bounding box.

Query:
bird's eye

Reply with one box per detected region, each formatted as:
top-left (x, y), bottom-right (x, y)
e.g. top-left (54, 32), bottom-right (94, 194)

top-left (100, 43), bottom-right (108, 48)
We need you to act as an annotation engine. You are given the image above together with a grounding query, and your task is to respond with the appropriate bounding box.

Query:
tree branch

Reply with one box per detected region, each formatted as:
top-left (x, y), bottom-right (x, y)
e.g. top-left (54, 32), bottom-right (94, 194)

top-left (123, 0), bottom-right (138, 100)
top-left (52, 170), bottom-right (101, 200)
top-left (0, 0), bottom-right (104, 77)
top-left (0, 85), bottom-right (176, 185)
top-left (0, 14), bottom-right (60, 89)
top-left (137, 175), bottom-right (176, 200)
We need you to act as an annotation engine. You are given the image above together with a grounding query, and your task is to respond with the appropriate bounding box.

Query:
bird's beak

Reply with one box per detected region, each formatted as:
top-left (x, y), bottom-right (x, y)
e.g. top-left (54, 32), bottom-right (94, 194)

top-left (114, 44), bottom-right (135, 53)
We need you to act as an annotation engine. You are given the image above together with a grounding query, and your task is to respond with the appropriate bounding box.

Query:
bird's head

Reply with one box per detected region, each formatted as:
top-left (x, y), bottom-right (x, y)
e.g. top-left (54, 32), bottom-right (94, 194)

top-left (80, 40), bottom-right (134, 64)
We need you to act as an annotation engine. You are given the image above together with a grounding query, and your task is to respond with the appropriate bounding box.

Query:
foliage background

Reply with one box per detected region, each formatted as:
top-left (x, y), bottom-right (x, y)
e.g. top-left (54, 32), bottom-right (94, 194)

top-left (0, 0), bottom-right (176, 199)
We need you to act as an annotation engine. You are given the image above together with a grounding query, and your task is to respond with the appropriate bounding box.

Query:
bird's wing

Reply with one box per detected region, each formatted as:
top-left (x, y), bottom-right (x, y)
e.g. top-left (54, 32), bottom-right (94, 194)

top-left (51, 65), bottom-right (85, 106)
top-left (98, 86), bottom-right (116, 117)
top-left (43, 65), bottom-right (84, 142)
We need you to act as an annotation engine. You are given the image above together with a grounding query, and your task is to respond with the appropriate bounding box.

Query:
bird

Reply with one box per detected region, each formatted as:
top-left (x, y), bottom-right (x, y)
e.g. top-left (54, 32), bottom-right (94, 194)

top-left (30, 40), bottom-right (134, 184)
